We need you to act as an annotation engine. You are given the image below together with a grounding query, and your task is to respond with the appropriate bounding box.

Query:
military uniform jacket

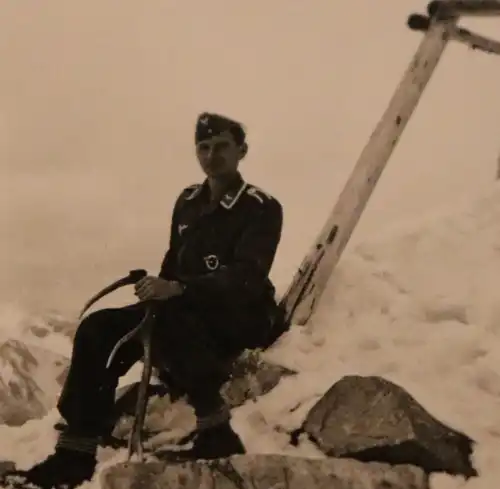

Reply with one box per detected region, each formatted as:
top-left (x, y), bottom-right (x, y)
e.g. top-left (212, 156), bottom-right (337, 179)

top-left (159, 174), bottom-right (283, 309)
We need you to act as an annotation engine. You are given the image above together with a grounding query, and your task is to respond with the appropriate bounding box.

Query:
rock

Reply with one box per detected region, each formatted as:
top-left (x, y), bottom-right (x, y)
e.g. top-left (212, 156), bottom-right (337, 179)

top-left (294, 375), bottom-right (477, 479)
top-left (0, 339), bottom-right (69, 425)
top-left (101, 454), bottom-right (429, 489)
top-left (222, 349), bottom-right (296, 407)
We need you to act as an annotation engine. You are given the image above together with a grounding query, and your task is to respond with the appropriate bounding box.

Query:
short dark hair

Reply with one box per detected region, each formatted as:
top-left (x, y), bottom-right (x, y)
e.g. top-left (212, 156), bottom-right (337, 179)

top-left (195, 112), bottom-right (247, 146)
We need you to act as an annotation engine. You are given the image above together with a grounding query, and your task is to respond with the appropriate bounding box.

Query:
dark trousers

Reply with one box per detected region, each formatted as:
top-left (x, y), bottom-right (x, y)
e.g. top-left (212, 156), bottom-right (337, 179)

top-left (57, 295), bottom-right (276, 438)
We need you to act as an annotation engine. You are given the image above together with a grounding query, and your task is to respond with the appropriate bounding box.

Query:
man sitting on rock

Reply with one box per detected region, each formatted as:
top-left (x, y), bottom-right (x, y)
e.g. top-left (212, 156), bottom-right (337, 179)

top-left (3, 112), bottom-right (285, 489)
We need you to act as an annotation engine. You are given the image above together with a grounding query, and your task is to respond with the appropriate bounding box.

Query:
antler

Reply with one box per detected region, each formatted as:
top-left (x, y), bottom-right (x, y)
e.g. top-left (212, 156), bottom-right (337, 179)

top-left (78, 269), bottom-right (147, 319)
top-left (76, 267), bottom-right (156, 461)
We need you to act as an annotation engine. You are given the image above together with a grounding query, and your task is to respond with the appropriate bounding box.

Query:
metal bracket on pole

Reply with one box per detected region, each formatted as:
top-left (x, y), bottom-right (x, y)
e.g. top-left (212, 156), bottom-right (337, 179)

top-left (427, 0), bottom-right (500, 18)
top-left (408, 13), bottom-right (500, 55)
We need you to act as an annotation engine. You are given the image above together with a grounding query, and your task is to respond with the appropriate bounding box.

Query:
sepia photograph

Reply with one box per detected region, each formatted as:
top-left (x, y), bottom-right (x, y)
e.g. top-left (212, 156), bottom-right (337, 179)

top-left (1, 1), bottom-right (500, 488)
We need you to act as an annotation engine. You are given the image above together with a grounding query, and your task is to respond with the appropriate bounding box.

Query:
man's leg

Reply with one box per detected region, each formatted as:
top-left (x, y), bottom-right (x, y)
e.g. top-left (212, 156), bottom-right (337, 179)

top-left (153, 298), bottom-right (246, 459)
top-left (57, 303), bottom-right (145, 438)
top-left (3, 303), bottom-right (146, 489)
top-left (178, 299), bottom-right (280, 459)
top-left (155, 300), bottom-right (230, 416)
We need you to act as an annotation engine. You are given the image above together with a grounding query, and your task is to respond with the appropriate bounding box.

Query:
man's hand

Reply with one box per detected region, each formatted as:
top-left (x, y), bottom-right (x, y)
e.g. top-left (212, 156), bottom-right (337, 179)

top-left (134, 276), bottom-right (184, 301)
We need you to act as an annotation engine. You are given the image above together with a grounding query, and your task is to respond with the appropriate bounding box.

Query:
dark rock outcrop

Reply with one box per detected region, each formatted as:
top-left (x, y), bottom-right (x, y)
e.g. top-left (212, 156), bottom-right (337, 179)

top-left (292, 375), bottom-right (477, 479)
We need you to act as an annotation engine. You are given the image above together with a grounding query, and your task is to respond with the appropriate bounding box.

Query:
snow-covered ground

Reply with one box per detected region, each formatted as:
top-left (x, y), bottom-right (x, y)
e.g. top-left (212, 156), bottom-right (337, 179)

top-left (2, 182), bottom-right (500, 488)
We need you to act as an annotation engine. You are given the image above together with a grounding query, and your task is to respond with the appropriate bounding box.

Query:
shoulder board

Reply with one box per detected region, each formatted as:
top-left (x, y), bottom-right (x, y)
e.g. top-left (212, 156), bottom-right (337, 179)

top-left (245, 185), bottom-right (276, 205)
top-left (181, 183), bottom-right (202, 201)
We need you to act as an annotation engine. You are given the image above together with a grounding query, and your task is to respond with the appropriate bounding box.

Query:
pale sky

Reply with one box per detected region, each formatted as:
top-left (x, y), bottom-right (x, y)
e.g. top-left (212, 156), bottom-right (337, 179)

top-left (1, 1), bottom-right (499, 312)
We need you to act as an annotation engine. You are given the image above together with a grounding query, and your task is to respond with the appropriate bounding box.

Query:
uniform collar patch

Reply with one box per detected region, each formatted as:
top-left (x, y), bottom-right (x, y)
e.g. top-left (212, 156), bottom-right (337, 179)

top-left (219, 181), bottom-right (247, 209)
top-left (184, 175), bottom-right (247, 210)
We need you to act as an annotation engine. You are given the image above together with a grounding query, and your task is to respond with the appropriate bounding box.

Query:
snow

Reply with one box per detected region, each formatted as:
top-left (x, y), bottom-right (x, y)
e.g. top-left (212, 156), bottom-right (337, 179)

top-left (2, 183), bottom-right (500, 488)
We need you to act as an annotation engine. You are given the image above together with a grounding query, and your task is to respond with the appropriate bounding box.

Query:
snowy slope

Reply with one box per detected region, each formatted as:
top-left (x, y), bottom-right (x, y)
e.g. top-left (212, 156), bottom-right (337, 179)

top-left (0, 306), bottom-right (73, 425)
top-left (2, 183), bottom-right (500, 488)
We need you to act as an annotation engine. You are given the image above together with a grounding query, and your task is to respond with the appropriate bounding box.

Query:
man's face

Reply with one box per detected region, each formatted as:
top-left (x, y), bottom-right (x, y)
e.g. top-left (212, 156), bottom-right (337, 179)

top-left (196, 130), bottom-right (243, 178)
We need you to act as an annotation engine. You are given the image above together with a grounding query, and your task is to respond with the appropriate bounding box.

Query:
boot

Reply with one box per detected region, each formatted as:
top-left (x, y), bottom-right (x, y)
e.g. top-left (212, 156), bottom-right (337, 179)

top-left (189, 420), bottom-right (246, 459)
top-left (1, 448), bottom-right (96, 489)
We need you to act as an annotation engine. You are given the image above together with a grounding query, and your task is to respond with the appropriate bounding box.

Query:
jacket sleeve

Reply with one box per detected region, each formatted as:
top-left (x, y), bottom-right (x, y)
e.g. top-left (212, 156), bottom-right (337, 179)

top-left (181, 198), bottom-right (283, 303)
top-left (158, 197), bottom-right (181, 280)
